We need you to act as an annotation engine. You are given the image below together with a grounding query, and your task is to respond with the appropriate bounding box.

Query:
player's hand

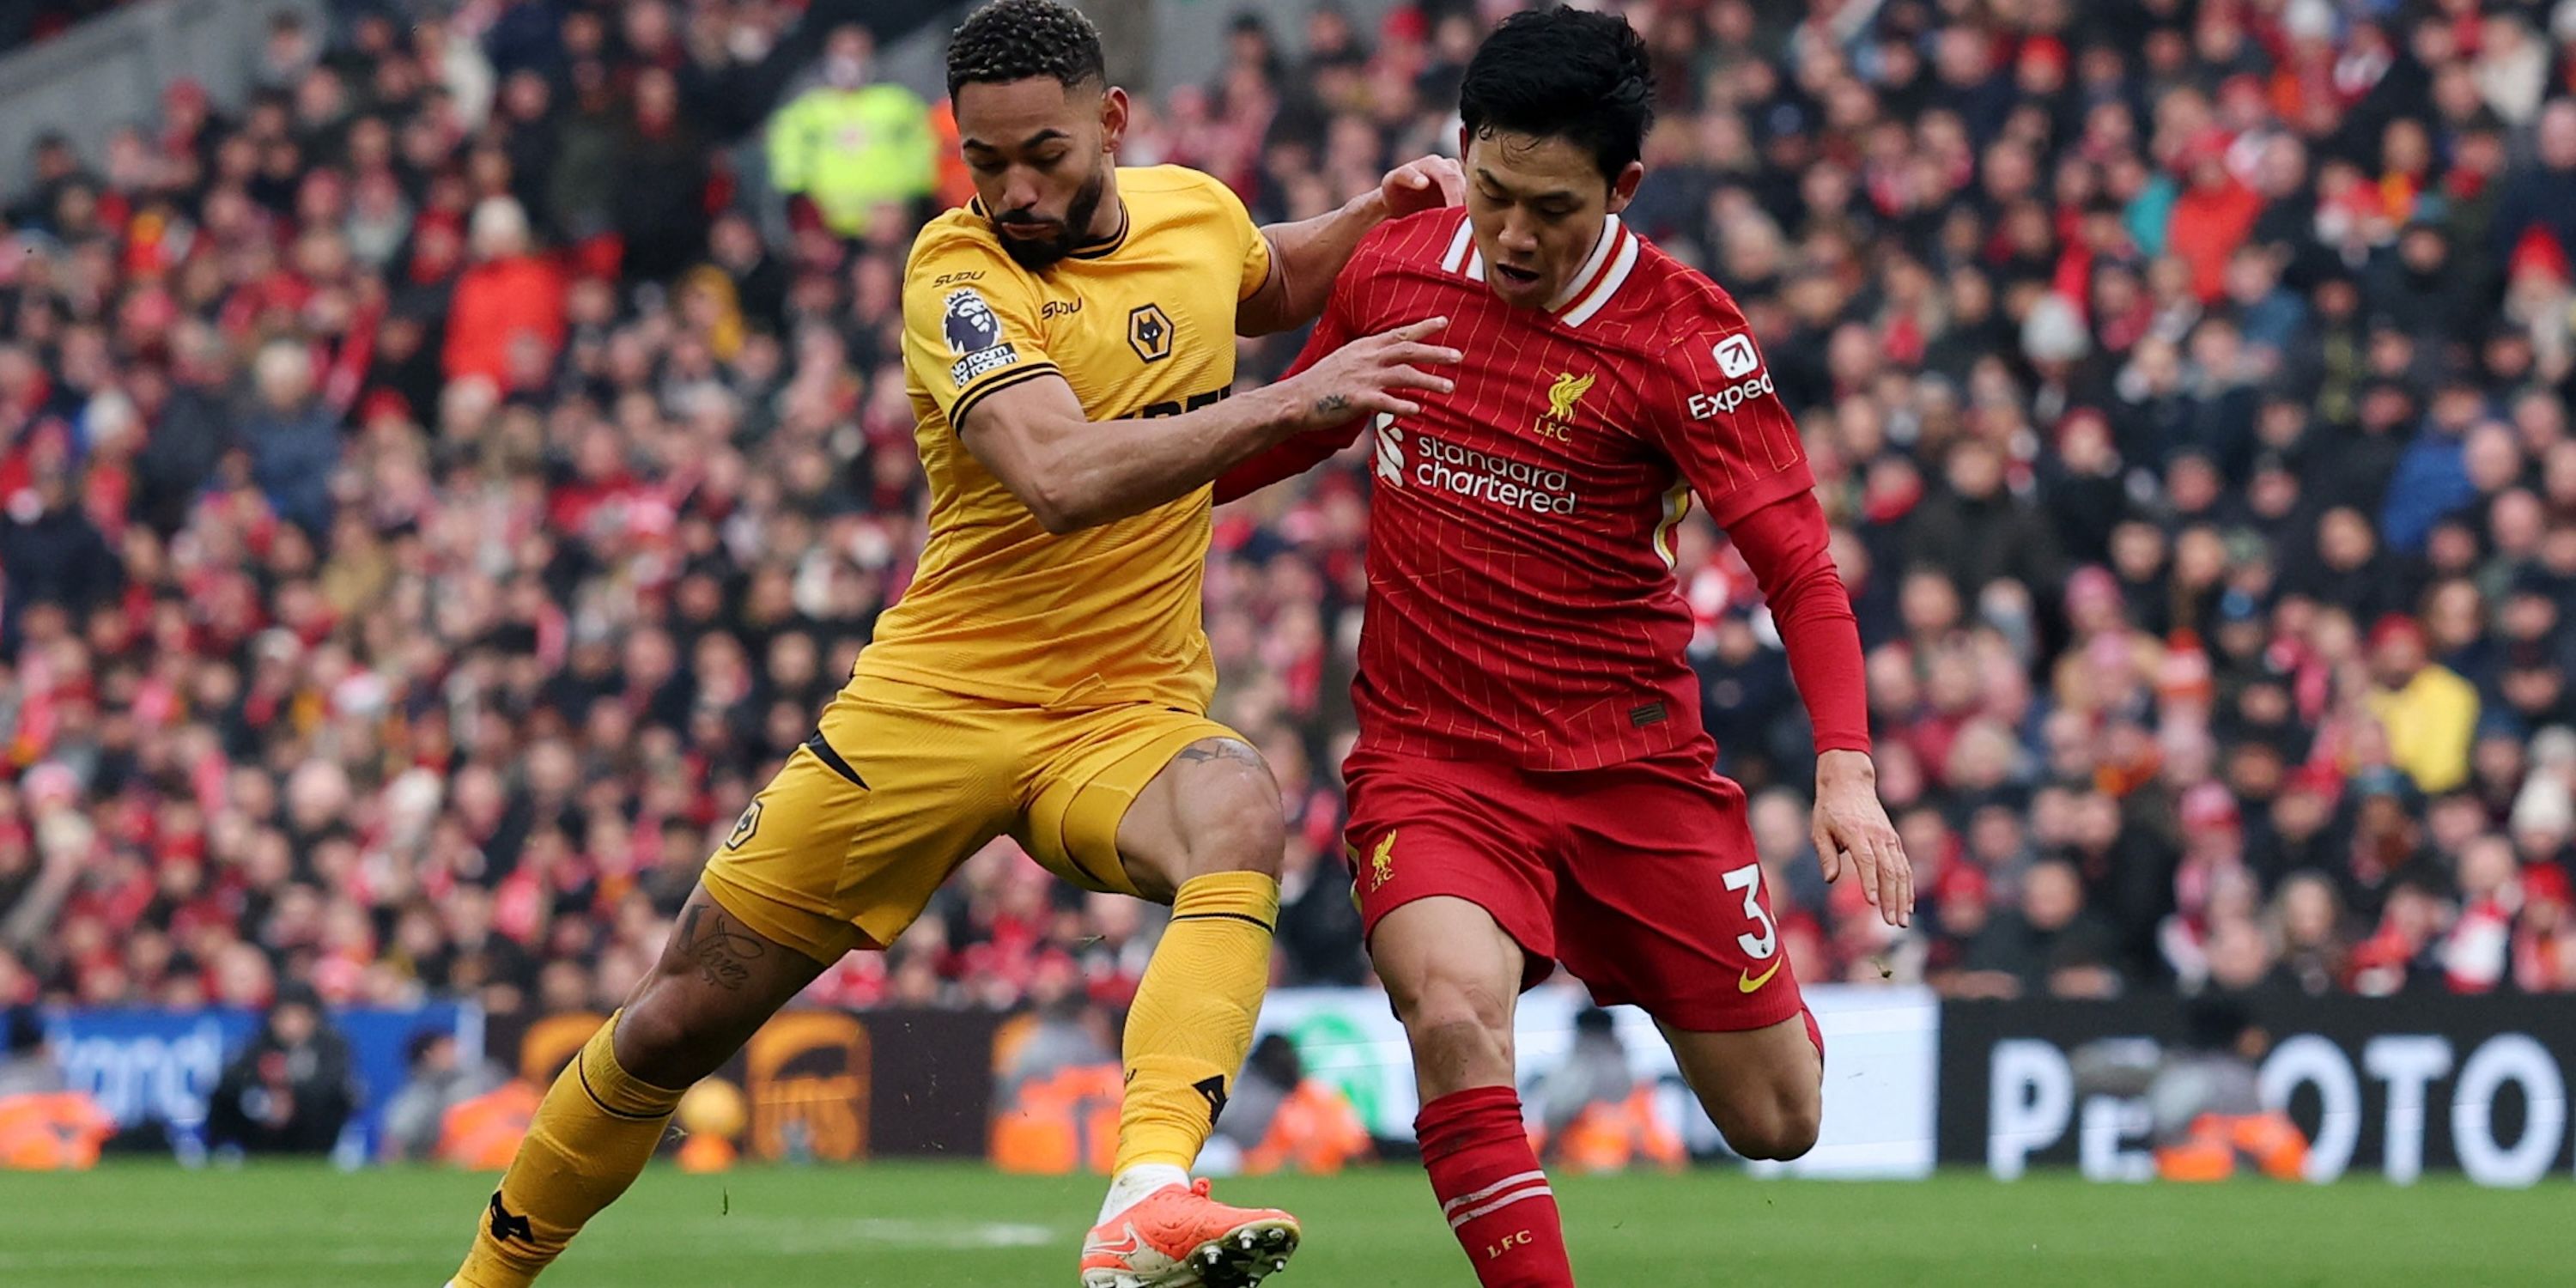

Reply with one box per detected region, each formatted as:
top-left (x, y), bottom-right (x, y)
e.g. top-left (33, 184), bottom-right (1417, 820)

top-left (1379, 155), bottom-right (1466, 218)
top-left (1281, 316), bottom-right (1461, 430)
top-left (1812, 749), bottom-right (1912, 928)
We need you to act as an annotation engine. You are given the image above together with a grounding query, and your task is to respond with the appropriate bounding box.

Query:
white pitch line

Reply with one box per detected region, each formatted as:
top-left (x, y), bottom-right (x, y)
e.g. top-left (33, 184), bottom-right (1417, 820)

top-left (0, 1217), bottom-right (1065, 1273)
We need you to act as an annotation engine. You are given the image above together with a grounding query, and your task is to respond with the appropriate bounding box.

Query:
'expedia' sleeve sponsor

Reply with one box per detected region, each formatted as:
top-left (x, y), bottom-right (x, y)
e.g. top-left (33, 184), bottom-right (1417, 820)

top-left (902, 228), bottom-right (1057, 433)
top-left (1645, 319), bottom-right (1814, 530)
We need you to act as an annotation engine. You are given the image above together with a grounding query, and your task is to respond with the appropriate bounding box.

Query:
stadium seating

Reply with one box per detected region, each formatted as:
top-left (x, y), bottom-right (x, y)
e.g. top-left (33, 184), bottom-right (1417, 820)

top-left (4, 0), bottom-right (2576, 1051)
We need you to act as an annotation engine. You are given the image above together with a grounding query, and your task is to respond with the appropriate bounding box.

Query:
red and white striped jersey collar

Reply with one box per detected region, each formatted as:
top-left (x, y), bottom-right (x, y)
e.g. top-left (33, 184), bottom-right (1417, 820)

top-left (1436, 211), bottom-right (1639, 327)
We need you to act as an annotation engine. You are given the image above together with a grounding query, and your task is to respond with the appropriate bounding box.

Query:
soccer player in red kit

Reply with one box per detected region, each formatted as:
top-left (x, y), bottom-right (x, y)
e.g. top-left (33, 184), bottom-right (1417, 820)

top-left (1217, 9), bottom-right (1914, 1285)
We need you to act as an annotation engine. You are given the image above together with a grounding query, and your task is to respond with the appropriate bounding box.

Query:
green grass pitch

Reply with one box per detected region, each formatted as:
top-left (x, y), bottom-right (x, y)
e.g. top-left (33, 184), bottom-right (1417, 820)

top-left (0, 1161), bottom-right (2551, 1286)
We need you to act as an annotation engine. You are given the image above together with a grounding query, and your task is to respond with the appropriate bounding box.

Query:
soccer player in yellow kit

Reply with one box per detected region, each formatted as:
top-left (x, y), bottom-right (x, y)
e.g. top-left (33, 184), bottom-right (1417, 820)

top-left (444, 3), bottom-right (1462, 1287)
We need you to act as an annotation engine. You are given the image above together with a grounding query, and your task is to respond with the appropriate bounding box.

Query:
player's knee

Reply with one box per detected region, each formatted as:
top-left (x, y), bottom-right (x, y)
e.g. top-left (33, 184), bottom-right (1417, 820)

top-left (1384, 946), bottom-right (1516, 1033)
top-left (1170, 750), bottom-right (1285, 882)
top-left (1409, 1012), bottom-right (1514, 1075)
top-left (1714, 1086), bottom-right (1820, 1162)
top-left (1392, 976), bottom-right (1516, 1072)
top-left (1201, 804), bottom-right (1285, 880)
top-left (608, 989), bottom-right (704, 1088)
top-left (614, 969), bottom-right (755, 1089)
top-left (1739, 1113), bottom-right (1820, 1163)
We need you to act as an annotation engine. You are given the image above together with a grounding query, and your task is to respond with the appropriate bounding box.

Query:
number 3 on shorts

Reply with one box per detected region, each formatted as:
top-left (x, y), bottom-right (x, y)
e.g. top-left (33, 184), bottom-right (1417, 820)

top-left (1722, 863), bottom-right (1777, 960)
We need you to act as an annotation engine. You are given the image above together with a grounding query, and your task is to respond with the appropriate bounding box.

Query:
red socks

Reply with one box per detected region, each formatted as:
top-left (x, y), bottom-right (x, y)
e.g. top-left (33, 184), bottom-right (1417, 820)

top-left (1416, 1086), bottom-right (1574, 1288)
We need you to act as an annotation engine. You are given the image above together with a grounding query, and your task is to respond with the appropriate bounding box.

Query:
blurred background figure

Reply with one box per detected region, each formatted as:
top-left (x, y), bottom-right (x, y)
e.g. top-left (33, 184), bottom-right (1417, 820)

top-left (1530, 1009), bottom-right (1678, 1174)
top-left (988, 961), bottom-right (1121, 1176)
top-left (766, 25), bottom-right (936, 242)
top-left (380, 1029), bottom-right (507, 1163)
top-left (0, 1006), bottom-right (59, 1097)
top-left (1204, 1033), bottom-right (1369, 1176)
top-left (205, 986), bottom-right (357, 1158)
top-left (2075, 997), bottom-right (2308, 1183)
top-left (0, 1005), bottom-right (112, 1170)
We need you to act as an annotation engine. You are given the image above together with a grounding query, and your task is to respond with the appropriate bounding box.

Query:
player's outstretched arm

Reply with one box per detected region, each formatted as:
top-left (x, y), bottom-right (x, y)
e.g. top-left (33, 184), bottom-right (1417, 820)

top-left (1644, 313), bottom-right (1912, 924)
top-left (959, 318), bottom-right (1458, 533)
top-left (1216, 286), bottom-right (1384, 503)
top-left (1728, 493), bottom-right (1914, 928)
top-left (1238, 155), bottom-right (1462, 337)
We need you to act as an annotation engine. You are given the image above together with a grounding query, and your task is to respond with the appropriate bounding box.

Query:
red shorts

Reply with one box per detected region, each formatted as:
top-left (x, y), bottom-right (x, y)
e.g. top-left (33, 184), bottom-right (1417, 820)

top-left (1343, 746), bottom-right (1803, 1033)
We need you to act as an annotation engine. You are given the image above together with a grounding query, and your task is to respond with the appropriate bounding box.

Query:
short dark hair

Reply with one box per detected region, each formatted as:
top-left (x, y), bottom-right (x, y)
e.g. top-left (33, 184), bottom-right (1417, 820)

top-left (1459, 6), bottom-right (1654, 181)
top-left (406, 1029), bottom-right (454, 1066)
top-left (945, 0), bottom-right (1106, 100)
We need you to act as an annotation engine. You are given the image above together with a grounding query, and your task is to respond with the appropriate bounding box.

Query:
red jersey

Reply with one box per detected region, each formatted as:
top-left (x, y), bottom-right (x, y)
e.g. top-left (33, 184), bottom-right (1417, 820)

top-left (1220, 210), bottom-right (1865, 771)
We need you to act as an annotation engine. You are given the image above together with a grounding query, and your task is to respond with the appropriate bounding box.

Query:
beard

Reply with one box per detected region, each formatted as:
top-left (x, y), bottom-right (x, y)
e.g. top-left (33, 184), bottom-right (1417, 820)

top-left (993, 165), bottom-right (1109, 270)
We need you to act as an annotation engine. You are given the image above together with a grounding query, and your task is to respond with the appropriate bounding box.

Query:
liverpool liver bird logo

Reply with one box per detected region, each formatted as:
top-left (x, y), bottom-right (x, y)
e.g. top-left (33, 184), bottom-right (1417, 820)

top-left (1369, 830), bottom-right (1397, 890)
top-left (1546, 372), bottom-right (1595, 421)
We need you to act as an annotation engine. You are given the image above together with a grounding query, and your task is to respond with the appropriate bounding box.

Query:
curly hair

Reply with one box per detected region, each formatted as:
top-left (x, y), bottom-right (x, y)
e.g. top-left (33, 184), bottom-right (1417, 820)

top-left (945, 0), bottom-right (1106, 100)
top-left (1459, 5), bottom-right (1655, 181)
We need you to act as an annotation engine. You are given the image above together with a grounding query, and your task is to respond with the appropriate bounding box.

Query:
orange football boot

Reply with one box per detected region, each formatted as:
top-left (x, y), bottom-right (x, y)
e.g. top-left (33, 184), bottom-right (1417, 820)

top-left (1078, 1178), bottom-right (1301, 1287)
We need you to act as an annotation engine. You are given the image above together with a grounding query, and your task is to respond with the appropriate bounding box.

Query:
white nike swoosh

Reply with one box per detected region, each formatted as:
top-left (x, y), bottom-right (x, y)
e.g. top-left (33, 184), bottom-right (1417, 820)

top-left (1086, 1225), bottom-right (1145, 1258)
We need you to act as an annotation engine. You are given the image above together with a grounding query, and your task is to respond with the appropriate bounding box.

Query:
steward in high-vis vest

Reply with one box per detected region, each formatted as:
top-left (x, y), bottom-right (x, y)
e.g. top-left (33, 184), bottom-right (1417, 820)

top-left (766, 25), bottom-right (936, 240)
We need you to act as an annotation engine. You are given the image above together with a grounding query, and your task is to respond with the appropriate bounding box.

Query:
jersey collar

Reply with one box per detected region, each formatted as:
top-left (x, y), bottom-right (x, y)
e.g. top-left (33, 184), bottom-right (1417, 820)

top-left (1546, 216), bottom-right (1625, 311)
top-left (1438, 212), bottom-right (1638, 326)
top-left (1068, 202), bottom-right (1130, 259)
top-left (966, 197), bottom-right (1131, 260)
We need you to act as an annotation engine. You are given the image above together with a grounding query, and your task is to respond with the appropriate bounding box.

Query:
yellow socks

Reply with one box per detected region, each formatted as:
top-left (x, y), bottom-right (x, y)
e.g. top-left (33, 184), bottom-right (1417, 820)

top-left (449, 876), bottom-right (1278, 1279)
top-left (452, 1012), bottom-right (686, 1288)
top-left (1114, 872), bottom-right (1280, 1175)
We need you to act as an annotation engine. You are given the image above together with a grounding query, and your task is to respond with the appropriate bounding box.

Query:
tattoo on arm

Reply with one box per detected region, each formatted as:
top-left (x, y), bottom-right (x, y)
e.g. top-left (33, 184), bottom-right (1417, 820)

top-left (1312, 393), bottom-right (1351, 419)
top-left (677, 903), bottom-right (766, 991)
top-left (1176, 738), bottom-right (1267, 769)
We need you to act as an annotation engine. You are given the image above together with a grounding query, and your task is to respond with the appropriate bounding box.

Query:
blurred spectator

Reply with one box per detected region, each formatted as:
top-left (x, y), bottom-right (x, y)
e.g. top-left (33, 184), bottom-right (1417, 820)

top-left (2348, 873), bottom-right (2454, 996)
top-left (2365, 614), bottom-right (2480, 794)
top-left (611, 68), bottom-right (713, 283)
top-left (2142, 998), bottom-right (2307, 1182)
top-left (1208, 1032), bottom-right (1370, 1176)
top-left (205, 985), bottom-right (357, 1156)
top-left (1532, 1008), bottom-right (1679, 1171)
top-left (0, 467), bottom-right (119, 627)
top-left (2489, 100), bottom-right (2576, 270)
top-left (0, 1003), bottom-right (111, 1170)
top-left (1905, 439), bottom-right (2065, 600)
top-left (1530, 1008), bottom-right (1633, 1141)
top-left (443, 197), bottom-right (567, 394)
top-left (766, 25), bottom-right (936, 241)
top-left (2340, 767), bottom-right (2439, 920)
top-left (1276, 834), bottom-right (1367, 987)
top-left (10, 0), bottom-right (2576, 1029)
top-left (2167, 131), bottom-right (2263, 304)
top-left (2441, 834), bottom-right (2523, 993)
top-left (999, 959), bottom-right (1114, 1098)
top-left (987, 956), bottom-right (1121, 1176)
top-left (1207, 1032), bottom-right (1299, 1170)
top-left (240, 340), bottom-right (340, 537)
top-left (1956, 860), bottom-right (2122, 1000)
top-left (380, 1028), bottom-right (506, 1163)
top-left (2269, 872), bottom-right (2350, 996)
top-left (2513, 862), bottom-right (2576, 990)
top-left (0, 1006), bottom-right (60, 1097)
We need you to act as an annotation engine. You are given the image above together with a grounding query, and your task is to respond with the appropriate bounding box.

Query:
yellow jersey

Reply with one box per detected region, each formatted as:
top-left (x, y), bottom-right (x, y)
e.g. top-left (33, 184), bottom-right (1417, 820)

top-left (860, 165), bottom-right (1273, 710)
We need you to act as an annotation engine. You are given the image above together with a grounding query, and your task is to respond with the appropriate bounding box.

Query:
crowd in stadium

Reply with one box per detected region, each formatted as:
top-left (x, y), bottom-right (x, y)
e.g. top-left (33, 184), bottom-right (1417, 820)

top-left (7, 0), bottom-right (2576, 1041)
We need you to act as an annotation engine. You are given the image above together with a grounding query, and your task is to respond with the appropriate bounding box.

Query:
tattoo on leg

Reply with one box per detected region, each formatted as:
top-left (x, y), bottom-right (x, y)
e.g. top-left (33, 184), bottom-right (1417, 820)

top-left (1176, 738), bottom-right (1265, 769)
top-left (677, 903), bottom-right (765, 990)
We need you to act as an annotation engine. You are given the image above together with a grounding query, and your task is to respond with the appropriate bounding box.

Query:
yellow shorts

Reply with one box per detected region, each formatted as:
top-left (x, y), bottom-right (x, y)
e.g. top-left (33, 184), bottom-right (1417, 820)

top-left (700, 674), bottom-right (1242, 963)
